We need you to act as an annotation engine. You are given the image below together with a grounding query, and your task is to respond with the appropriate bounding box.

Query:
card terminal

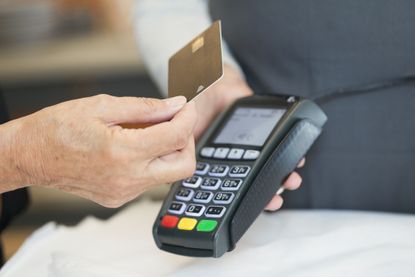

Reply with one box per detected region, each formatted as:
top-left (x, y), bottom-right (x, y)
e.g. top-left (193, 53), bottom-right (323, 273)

top-left (153, 95), bottom-right (327, 257)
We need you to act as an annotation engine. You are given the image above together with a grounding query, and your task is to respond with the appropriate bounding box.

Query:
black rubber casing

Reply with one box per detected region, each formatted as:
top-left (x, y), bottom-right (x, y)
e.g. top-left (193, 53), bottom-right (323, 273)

top-left (153, 95), bottom-right (327, 257)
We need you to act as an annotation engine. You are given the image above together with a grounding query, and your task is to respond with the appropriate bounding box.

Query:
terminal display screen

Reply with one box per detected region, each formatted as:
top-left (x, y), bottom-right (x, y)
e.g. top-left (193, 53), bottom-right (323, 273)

top-left (214, 108), bottom-right (286, 147)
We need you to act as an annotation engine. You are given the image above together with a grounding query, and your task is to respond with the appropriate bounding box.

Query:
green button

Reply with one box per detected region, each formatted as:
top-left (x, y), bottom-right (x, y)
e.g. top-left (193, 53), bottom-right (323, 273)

top-left (197, 220), bottom-right (218, 232)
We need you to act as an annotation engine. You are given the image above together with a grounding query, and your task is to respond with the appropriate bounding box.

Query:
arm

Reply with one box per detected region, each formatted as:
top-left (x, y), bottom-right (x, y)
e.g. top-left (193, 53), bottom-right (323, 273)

top-left (0, 119), bottom-right (28, 192)
top-left (0, 95), bottom-right (197, 207)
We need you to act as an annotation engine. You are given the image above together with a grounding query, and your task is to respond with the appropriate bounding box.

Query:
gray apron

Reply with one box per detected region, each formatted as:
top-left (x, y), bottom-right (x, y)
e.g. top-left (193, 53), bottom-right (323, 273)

top-left (210, 0), bottom-right (415, 213)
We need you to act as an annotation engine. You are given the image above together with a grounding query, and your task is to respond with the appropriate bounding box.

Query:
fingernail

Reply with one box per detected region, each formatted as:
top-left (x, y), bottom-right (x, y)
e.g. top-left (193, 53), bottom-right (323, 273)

top-left (164, 96), bottom-right (187, 108)
top-left (276, 187), bottom-right (285, 195)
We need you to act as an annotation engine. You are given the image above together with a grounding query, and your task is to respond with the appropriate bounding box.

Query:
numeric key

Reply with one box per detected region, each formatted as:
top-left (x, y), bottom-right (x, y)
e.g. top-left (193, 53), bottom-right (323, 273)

top-left (200, 178), bottom-right (221, 190)
top-left (193, 191), bottom-right (213, 203)
top-left (185, 204), bottom-right (206, 217)
top-left (213, 192), bottom-right (235, 204)
top-left (175, 188), bottom-right (194, 201)
top-left (168, 202), bottom-right (186, 215)
top-left (205, 206), bottom-right (226, 218)
top-left (182, 176), bottom-right (202, 188)
top-left (195, 162), bottom-right (210, 175)
top-left (221, 179), bottom-right (243, 191)
top-left (229, 165), bottom-right (250, 177)
top-left (208, 165), bottom-right (229, 177)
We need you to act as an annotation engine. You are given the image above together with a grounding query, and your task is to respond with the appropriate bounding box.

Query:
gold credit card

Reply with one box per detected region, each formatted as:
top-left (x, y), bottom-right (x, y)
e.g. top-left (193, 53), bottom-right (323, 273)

top-left (168, 20), bottom-right (224, 101)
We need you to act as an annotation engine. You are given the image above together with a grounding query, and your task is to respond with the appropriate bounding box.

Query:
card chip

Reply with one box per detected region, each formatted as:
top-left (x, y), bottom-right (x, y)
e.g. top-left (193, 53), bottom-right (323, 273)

top-left (192, 37), bottom-right (204, 53)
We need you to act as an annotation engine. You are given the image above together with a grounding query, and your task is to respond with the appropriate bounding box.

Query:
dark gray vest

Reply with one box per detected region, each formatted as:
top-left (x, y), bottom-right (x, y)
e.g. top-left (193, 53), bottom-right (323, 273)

top-left (210, 0), bottom-right (415, 213)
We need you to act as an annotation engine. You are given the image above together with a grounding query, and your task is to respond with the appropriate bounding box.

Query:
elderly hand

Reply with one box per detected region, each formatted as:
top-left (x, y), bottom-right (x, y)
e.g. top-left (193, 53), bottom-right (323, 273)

top-left (0, 94), bottom-right (197, 207)
top-left (193, 64), bottom-right (304, 212)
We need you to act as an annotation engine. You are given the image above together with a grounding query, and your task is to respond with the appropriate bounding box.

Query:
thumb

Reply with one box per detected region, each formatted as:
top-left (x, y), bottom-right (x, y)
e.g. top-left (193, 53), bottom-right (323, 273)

top-left (95, 95), bottom-right (187, 125)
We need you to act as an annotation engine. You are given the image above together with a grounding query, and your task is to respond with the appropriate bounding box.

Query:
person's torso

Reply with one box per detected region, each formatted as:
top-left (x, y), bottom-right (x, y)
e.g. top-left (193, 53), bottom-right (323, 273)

top-left (209, 0), bottom-right (415, 213)
top-left (210, 0), bottom-right (415, 97)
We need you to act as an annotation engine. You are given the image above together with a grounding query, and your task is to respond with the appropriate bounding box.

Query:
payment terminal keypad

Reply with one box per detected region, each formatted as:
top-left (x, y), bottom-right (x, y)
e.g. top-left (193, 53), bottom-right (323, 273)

top-left (160, 147), bottom-right (258, 233)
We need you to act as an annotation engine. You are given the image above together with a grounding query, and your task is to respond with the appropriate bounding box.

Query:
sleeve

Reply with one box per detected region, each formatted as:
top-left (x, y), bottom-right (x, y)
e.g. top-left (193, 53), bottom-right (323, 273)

top-left (133, 0), bottom-right (243, 96)
top-left (0, 89), bottom-right (9, 124)
top-left (0, 89), bottom-right (30, 235)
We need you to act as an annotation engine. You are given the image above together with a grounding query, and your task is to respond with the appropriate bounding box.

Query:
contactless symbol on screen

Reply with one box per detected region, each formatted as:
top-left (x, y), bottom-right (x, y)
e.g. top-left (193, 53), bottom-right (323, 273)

top-left (234, 131), bottom-right (254, 142)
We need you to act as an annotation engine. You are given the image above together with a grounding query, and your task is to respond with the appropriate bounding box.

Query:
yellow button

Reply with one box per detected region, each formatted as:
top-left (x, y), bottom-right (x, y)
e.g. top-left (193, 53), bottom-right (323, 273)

top-left (178, 218), bottom-right (198, 231)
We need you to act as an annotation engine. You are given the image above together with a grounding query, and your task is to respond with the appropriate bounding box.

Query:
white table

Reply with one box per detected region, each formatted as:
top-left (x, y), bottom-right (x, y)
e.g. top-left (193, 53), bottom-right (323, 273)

top-left (2, 199), bottom-right (415, 277)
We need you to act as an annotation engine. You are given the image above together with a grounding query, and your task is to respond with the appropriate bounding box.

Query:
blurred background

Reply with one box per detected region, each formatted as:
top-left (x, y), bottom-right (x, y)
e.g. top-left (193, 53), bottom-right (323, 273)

top-left (0, 0), bottom-right (163, 260)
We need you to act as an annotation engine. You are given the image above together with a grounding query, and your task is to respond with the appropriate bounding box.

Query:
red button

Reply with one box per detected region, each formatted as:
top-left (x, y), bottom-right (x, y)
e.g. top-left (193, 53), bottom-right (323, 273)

top-left (160, 215), bottom-right (179, 228)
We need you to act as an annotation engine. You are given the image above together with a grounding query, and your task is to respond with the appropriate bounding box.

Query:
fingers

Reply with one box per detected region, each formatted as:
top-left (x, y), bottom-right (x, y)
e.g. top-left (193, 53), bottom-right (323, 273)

top-left (146, 136), bottom-right (196, 185)
top-left (283, 171), bottom-right (302, 191)
top-left (90, 94), bottom-right (187, 125)
top-left (265, 195), bottom-right (284, 211)
top-left (264, 171), bottom-right (303, 212)
top-left (122, 101), bottom-right (197, 157)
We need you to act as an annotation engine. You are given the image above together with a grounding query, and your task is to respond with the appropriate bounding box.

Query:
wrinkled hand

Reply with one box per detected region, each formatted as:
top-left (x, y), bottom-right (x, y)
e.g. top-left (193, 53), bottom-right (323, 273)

top-left (10, 94), bottom-right (197, 207)
top-left (193, 64), bottom-right (304, 211)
